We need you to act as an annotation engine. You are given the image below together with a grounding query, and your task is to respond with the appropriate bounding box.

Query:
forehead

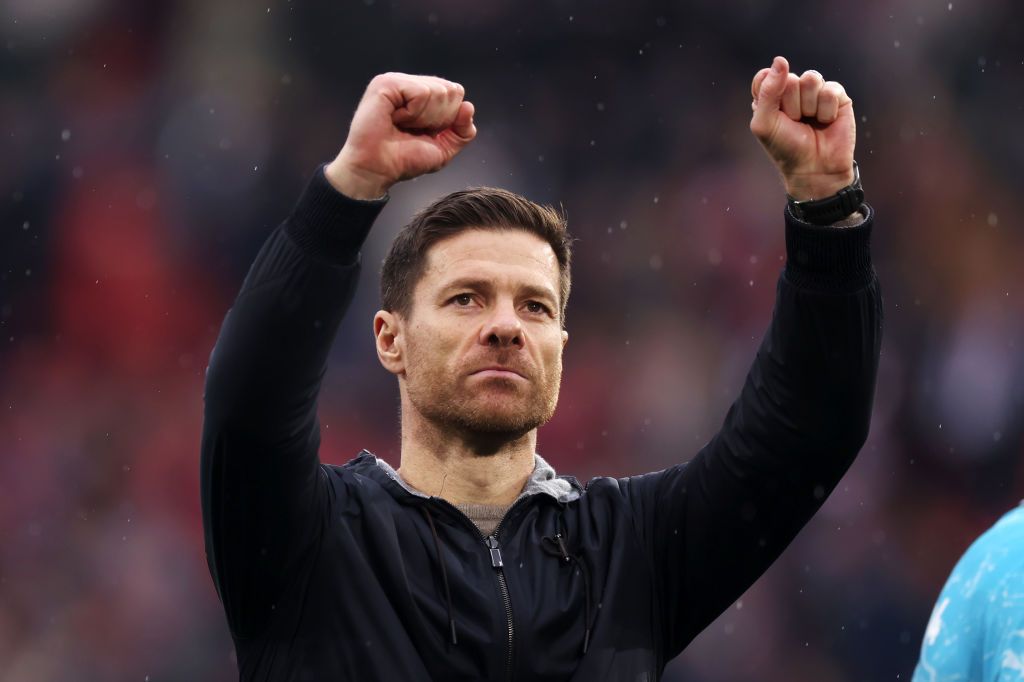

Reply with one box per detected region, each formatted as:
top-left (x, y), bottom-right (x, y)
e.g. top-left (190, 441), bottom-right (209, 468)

top-left (421, 228), bottom-right (560, 289)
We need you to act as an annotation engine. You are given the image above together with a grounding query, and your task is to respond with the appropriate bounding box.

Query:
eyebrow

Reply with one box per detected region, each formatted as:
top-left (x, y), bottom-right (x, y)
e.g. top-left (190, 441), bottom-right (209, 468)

top-left (439, 277), bottom-right (558, 304)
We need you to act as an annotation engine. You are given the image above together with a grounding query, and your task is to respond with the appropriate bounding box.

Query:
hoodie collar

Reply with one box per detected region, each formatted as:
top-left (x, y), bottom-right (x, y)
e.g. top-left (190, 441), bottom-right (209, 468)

top-left (358, 450), bottom-right (580, 504)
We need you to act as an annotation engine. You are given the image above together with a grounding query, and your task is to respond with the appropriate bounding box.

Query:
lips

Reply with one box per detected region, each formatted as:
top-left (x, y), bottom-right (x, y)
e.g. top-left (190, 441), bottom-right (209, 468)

top-left (470, 366), bottom-right (527, 379)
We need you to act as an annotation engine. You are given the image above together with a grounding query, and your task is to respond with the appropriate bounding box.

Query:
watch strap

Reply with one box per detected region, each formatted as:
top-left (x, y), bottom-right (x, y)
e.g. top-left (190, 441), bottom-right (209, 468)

top-left (787, 161), bottom-right (864, 225)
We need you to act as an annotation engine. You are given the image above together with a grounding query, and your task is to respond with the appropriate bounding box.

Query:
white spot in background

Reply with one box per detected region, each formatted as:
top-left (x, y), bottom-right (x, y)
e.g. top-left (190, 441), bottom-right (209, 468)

top-left (930, 307), bottom-right (1021, 456)
top-left (61, 129), bottom-right (71, 141)
top-left (924, 597), bottom-right (950, 646)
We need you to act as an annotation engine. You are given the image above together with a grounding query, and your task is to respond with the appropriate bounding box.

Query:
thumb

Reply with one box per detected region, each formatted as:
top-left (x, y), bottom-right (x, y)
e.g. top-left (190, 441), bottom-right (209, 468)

top-left (449, 100), bottom-right (476, 142)
top-left (750, 56), bottom-right (788, 136)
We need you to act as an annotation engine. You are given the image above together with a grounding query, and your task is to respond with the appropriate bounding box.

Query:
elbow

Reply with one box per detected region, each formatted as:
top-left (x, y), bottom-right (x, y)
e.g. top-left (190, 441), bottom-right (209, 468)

top-left (815, 400), bottom-right (874, 463)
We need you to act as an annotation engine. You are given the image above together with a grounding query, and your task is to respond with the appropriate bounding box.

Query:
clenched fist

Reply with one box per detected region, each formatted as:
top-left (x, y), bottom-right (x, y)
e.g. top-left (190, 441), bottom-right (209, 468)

top-left (326, 73), bottom-right (477, 200)
top-left (750, 56), bottom-right (856, 201)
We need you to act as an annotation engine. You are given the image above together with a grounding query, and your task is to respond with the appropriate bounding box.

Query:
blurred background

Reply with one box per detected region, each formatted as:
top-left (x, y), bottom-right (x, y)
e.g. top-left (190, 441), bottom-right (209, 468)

top-left (2, 0), bottom-right (1024, 679)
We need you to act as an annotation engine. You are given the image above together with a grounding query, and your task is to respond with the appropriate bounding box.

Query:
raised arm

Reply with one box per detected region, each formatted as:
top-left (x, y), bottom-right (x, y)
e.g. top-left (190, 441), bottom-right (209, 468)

top-left (620, 56), bottom-right (882, 659)
top-left (199, 73), bottom-right (476, 639)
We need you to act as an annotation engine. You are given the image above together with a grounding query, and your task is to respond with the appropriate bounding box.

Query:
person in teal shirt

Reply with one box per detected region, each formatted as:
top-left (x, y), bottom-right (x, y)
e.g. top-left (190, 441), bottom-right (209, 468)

top-left (914, 504), bottom-right (1024, 681)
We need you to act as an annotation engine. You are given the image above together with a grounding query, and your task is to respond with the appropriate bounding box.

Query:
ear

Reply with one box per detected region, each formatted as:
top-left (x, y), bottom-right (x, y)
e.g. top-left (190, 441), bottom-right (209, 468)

top-left (374, 310), bottom-right (405, 376)
top-left (561, 329), bottom-right (569, 349)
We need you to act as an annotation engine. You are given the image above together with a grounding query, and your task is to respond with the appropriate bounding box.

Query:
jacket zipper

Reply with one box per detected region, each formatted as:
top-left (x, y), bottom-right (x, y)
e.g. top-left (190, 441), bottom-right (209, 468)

top-left (485, 535), bottom-right (514, 682)
top-left (433, 497), bottom-right (529, 682)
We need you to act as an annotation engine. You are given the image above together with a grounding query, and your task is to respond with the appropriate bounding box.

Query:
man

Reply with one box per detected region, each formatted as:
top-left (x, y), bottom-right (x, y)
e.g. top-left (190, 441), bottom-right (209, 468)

top-left (200, 56), bottom-right (882, 680)
top-left (913, 503), bottom-right (1024, 681)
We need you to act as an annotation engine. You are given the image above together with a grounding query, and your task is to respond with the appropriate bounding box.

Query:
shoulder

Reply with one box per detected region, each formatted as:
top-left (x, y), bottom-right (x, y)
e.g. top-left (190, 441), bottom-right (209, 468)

top-left (319, 451), bottom-right (415, 512)
top-left (957, 507), bottom-right (1024, 584)
top-left (928, 507), bottom-right (1024, 641)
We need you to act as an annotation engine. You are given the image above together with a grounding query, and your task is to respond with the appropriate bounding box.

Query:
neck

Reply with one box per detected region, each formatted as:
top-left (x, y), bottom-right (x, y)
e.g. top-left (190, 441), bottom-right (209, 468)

top-left (397, 404), bottom-right (537, 507)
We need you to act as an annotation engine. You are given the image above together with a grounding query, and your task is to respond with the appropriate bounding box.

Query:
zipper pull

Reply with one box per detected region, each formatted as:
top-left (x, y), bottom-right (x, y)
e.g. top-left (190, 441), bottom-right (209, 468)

top-left (485, 536), bottom-right (504, 568)
top-left (555, 533), bottom-right (571, 562)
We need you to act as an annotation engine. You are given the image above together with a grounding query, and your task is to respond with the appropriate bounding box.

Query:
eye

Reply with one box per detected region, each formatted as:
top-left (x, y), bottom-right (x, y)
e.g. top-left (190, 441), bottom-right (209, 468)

top-left (525, 300), bottom-right (551, 315)
top-left (451, 293), bottom-right (473, 306)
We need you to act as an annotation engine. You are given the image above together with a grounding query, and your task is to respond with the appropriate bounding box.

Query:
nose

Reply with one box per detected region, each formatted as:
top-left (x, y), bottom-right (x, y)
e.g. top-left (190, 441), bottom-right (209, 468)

top-left (479, 299), bottom-right (524, 349)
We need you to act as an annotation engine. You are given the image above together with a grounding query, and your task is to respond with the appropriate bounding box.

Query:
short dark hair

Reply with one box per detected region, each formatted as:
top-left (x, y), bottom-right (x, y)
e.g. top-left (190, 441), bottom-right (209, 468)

top-left (381, 187), bottom-right (573, 326)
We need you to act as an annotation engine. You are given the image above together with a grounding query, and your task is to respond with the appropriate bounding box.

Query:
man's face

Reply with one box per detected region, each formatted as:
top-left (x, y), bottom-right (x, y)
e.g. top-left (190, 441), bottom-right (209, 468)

top-left (378, 228), bottom-right (569, 438)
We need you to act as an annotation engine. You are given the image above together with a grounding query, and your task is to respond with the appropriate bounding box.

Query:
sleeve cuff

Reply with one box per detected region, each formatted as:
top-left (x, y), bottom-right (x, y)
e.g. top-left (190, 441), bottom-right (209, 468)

top-left (284, 163), bottom-right (389, 266)
top-left (783, 202), bottom-right (874, 293)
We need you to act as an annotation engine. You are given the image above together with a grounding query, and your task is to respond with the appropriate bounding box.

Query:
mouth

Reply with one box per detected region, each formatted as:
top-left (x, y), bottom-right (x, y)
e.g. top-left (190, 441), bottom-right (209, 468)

top-left (470, 367), bottom-right (527, 380)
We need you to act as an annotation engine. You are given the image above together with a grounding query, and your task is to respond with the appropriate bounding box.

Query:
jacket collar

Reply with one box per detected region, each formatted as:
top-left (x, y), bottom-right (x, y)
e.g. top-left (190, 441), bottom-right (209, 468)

top-left (351, 450), bottom-right (580, 504)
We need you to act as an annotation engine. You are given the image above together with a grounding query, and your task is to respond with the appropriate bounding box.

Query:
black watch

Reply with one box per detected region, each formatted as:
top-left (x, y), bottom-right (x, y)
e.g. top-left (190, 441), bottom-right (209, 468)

top-left (787, 161), bottom-right (864, 225)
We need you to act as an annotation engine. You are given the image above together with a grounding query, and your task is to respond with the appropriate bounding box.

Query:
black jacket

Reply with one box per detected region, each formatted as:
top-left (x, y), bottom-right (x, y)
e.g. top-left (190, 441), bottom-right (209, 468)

top-left (200, 166), bottom-right (883, 681)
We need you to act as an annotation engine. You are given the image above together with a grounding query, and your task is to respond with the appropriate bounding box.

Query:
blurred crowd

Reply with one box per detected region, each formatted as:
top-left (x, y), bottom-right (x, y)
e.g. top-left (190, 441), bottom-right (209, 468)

top-left (2, 1), bottom-right (1023, 680)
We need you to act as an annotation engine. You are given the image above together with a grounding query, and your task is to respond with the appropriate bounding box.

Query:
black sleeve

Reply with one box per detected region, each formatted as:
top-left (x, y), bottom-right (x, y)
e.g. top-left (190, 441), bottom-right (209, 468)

top-left (619, 204), bottom-right (883, 661)
top-left (199, 165), bottom-right (387, 638)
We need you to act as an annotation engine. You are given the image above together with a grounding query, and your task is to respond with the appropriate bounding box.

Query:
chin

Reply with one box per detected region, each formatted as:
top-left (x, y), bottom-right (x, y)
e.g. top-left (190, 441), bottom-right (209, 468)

top-left (409, 378), bottom-right (558, 436)
top-left (464, 398), bottom-right (556, 435)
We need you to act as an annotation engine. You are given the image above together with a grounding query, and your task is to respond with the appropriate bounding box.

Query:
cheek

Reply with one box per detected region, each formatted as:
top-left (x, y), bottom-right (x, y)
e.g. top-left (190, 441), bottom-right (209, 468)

top-left (406, 323), bottom-right (462, 373)
top-left (538, 335), bottom-right (564, 373)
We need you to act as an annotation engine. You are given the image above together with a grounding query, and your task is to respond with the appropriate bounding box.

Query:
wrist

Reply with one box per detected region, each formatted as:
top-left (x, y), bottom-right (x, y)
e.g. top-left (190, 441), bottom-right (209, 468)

top-left (787, 161), bottom-right (864, 225)
top-left (324, 155), bottom-right (391, 201)
top-left (783, 167), bottom-right (856, 202)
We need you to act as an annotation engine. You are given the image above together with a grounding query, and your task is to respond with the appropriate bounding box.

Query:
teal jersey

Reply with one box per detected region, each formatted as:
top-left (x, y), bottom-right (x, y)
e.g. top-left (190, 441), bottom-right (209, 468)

top-left (913, 505), bottom-right (1024, 682)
